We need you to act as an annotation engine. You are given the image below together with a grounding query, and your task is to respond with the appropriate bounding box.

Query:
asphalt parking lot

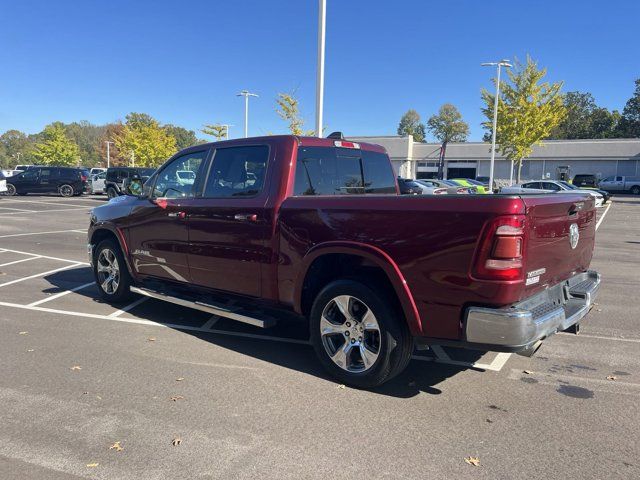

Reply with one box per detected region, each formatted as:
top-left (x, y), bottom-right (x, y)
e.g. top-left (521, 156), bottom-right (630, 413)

top-left (0, 194), bottom-right (638, 480)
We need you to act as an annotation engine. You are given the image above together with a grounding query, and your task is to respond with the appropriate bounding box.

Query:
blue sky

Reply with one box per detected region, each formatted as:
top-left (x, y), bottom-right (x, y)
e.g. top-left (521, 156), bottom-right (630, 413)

top-left (0, 0), bottom-right (638, 141)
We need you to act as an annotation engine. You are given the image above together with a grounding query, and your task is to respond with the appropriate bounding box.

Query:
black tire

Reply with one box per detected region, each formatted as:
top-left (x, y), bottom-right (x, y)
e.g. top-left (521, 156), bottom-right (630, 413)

top-left (309, 279), bottom-right (413, 388)
top-left (93, 239), bottom-right (134, 303)
top-left (5, 184), bottom-right (16, 196)
top-left (631, 185), bottom-right (640, 195)
top-left (107, 187), bottom-right (118, 199)
top-left (59, 184), bottom-right (74, 197)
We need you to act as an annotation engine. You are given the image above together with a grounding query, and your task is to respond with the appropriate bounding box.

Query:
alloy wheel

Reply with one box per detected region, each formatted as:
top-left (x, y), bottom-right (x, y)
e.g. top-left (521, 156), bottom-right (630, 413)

top-left (96, 248), bottom-right (120, 295)
top-left (320, 295), bottom-right (381, 373)
top-left (59, 185), bottom-right (73, 197)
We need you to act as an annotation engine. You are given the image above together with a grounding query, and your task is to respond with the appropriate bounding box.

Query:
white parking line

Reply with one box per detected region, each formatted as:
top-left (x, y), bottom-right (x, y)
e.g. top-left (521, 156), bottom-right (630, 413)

top-left (0, 257), bottom-right (41, 268)
top-left (108, 297), bottom-right (148, 317)
top-left (0, 198), bottom-right (100, 208)
top-left (0, 207), bottom-right (92, 216)
top-left (558, 332), bottom-right (640, 343)
top-left (0, 206), bottom-right (37, 212)
top-left (0, 263), bottom-right (84, 288)
top-left (27, 281), bottom-right (95, 307)
top-left (0, 248), bottom-right (89, 266)
top-left (0, 229), bottom-right (87, 239)
top-left (596, 201), bottom-right (612, 231)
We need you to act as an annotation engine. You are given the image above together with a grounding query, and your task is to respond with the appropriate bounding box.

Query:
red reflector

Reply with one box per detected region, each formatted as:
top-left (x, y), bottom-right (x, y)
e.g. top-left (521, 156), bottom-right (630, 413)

top-left (434, 189), bottom-right (446, 195)
top-left (334, 140), bottom-right (360, 149)
top-left (492, 236), bottom-right (522, 259)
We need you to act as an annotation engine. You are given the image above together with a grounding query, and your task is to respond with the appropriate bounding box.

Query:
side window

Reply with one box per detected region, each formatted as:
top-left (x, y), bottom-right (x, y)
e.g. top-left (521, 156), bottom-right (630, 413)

top-left (22, 169), bottom-right (39, 180)
top-left (361, 150), bottom-right (397, 194)
top-left (153, 150), bottom-right (207, 198)
top-left (203, 145), bottom-right (268, 198)
top-left (542, 182), bottom-right (561, 191)
top-left (523, 182), bottom-right (538, 189)
top-left (615, 176), bottom-right (623, 181)
top-left (40, 169), bottom-right (51, 180)
top-left (601, 176), bottom-right (613, 182)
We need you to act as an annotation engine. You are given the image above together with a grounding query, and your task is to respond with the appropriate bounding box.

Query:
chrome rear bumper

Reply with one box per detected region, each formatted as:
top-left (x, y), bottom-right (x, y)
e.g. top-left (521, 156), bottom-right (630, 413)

top-left (465, 270), bottom-right (600, 352)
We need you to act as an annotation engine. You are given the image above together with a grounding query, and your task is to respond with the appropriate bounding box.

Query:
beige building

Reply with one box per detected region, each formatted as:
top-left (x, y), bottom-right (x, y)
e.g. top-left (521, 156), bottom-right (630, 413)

top-left (349, 136), bottom-right (640, 182)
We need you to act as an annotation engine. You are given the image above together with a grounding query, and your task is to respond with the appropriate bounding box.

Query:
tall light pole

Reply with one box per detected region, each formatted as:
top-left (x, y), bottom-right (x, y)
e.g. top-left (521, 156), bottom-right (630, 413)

top-left (315, 0), bottom-right (326, 137)
top-left (481, 59), bottom-right (512, 190)
top-left (105, 141), bottom-right (114, 168)
top-left (236, 90), bottom-right (258, 138)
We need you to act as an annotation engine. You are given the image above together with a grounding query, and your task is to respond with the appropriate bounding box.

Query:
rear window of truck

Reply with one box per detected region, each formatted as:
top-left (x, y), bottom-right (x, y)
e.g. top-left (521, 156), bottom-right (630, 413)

top-left (294, 147), bottom-right (396, 196)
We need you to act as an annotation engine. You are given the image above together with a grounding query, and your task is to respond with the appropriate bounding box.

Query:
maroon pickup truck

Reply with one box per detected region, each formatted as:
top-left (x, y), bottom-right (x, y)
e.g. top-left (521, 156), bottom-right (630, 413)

top-left (88, 134), bottom-right (600, 387)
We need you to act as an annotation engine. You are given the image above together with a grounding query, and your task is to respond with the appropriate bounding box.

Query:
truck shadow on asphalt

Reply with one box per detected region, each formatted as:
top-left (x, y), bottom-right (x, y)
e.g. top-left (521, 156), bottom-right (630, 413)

top-left (43, 269), bottom-right (486, 398)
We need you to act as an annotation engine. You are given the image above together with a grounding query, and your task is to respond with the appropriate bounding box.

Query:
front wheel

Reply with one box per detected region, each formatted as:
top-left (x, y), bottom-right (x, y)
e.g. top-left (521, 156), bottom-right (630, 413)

top-left (5, 184), bottom-right (16, 196)
top-left (93, 239), bottom-right (134, 303)
top-left (59, 184), bottom-right (74, 197)
top-left (309, 279), bottom-right (413, 388)
top-left (631, 185), bottom-right (640, 195)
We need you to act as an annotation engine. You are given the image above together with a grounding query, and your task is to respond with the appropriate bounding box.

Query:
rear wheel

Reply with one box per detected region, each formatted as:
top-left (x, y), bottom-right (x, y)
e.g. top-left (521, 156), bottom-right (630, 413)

top-left (93, 239), bottom-right (134, 303)
top-left (310, 279), bottom-right (413, 388)
top-left (631, 185), bottom-right (640, 195)
top-left (5, 184), bottom-right (16, 196)
top-left (59, 184), bottom-right (74, 197)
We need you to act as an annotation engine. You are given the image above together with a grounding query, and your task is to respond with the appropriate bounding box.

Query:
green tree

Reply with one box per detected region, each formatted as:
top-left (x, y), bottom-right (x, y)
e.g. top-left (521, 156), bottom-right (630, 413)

top-left (275, 92), bottom-right (315, 135)
top-left (114, 114), bottom-right (177, 167)
top-left (201, 124), bottom-right (229, 140)
top-left (65, 120), bottom-right (107, 167)
top-left (397, 109), bottom-right (426, 142)
top-left (164, 124), bottom-right (200, 150)
top-left (616, 78), bottom-right (640, 137)
top-left (481, 56), bottom-right (566, 183)
top-left (0, 130), bottom-right (33, 168)
top-left (32, 123), bottom-right (81, 166)
top-left (426, 104), bottom-right (469, 143)
top-left (548, 92), bottom-right (620, 139)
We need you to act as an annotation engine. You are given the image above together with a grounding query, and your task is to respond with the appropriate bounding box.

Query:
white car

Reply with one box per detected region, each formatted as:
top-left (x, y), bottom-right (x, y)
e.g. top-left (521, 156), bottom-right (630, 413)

top-left (0, 171), bottom-right (7, 194)
top-left (90, 167), bottom-right (107, 176)
top-left (502, 180), bottom-right (604, 207)
top-left (90, 172), bottom-right (106, 195)
top-left (176, 170), bottom-right (196, 185)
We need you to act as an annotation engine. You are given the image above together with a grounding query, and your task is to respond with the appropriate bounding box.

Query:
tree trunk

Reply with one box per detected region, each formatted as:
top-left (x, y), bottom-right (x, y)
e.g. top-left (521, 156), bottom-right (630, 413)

top-left (516, 158), bottom-right (524, 183)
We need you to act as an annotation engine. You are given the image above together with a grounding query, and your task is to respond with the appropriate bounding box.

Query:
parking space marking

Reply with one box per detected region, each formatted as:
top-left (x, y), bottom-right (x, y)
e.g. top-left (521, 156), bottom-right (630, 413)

top-left (27, 281), bottom-right (95, 307)
top-left (558, 332), bottom-right (640, 343)
top-left (0, 229), bottom-right (87, 239)
top-left (0, 263), bottom-right (83, 288)
top-left (596, 201), bottom-right (612, 230)
top-left (0, 257), bottom-right (41, 268)
top-left (0, 207), bottom-right (92, 216)
top-left (108, 297), bottom-right (148, 317)
top-left (0, 198), bottom-right (100, 208)
top-left (0, 206), bottom-right (37, 212)
top-left (0, 248), bottom-right (89, 265)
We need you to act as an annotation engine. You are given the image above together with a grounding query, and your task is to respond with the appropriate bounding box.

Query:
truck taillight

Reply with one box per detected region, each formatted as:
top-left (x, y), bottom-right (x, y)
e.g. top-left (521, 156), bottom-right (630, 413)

top-left (334, 140), bottom-right (360, 149)
top-left (472, 215), bottom-right (526, 281)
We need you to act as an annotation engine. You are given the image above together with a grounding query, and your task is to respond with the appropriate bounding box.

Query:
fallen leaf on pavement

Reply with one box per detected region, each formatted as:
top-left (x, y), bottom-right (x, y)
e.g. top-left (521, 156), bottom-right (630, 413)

top-left (170, 395), bottom-right (185, 402)
top-left (523, 370), bottom-right (533, 374)
top-left (607, 375), bottom-right (617, 381)
top-left (27, 349), bottom-right (34, 352)
top-left (109, 441), bottom-right (123, 452)
top-left (18, 331), bottom-right (28, 335)
top-left (147, 337), bottom-right (156, 342)
top-left (176, 377), bottom-right (184, 382)
top-left (172, 437), bottom-right (182, 446)
top-left (70, 366), bottom-right (82, 371)
top-left (464, 456), bottom-right (480, 467)
top-left (86, 463), bottom-right (99, 468)
top-left (337, 384), bottom-right (346, 389)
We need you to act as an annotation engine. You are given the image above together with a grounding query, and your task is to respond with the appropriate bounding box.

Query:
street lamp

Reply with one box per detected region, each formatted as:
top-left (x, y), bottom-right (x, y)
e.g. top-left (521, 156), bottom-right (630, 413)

top-left (481, 59), bottom-right (512, 190)
top-left (236, 90), bottom-right (258, 138)
top-left (315, 0), bottom-right (326, 137)
top-left (104, 141), bottom-right (114, 168)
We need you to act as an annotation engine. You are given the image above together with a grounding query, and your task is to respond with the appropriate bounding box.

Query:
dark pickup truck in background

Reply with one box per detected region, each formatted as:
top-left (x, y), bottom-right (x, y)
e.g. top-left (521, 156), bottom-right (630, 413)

top-left (87, 135), bottom-right (600, 387)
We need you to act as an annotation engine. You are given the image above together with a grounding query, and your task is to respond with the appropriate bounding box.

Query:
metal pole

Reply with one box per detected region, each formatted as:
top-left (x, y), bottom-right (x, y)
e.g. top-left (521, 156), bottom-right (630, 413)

top-left (244, 95), bottom-right (249, 138)
top-left (315, 0), bottom-right (326, 137)
top-left (489, 63), bottom-right (502, 190)
top-left (106, 141), bottom-right (111, 168)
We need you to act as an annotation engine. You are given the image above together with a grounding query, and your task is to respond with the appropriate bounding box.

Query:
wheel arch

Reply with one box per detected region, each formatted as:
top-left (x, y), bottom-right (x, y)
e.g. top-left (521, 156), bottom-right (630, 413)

top-left (293, 242), bottom-right (423, 336)
top-left (90, 225), bottom-right (135, 277)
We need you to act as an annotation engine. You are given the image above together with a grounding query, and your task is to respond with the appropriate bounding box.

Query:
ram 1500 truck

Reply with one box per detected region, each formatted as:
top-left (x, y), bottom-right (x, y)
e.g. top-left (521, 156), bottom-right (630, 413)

top-left (88, 134), bottom-right (600, 387)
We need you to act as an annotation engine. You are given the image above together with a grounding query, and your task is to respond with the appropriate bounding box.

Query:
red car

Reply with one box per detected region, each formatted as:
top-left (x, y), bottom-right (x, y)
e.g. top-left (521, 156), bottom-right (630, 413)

top-left (88, 134), bottom-right (600, 387)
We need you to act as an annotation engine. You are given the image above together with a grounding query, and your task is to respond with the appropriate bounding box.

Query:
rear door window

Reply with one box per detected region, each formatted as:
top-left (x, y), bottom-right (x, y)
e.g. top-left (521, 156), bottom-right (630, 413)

top-left (294, 146), bottom-right (396, 196)
top-left (203, 145), bottom-right (269, 198)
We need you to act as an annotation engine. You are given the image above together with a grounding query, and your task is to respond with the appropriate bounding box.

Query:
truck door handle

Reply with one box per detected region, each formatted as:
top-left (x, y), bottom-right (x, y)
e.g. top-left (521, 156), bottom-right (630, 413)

top-left (234, 213), bottom-right (258, 222)
top-left (168, 211), bottom-right (187, 219)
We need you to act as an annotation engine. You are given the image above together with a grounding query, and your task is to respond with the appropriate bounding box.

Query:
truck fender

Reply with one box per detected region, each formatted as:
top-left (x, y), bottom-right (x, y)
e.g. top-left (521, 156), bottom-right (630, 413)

top-left (294, 241), bottom-right (423, 336)
top-left (90, 223), bottom-right (136, 278)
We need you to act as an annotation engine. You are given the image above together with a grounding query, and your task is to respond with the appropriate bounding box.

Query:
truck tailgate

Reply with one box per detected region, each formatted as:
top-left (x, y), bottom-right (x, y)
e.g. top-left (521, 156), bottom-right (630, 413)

top-left (522, 194), bottom-right (596, 296)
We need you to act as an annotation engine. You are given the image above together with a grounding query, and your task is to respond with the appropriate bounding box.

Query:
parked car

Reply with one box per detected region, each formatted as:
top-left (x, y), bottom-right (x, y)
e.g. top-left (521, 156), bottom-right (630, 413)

top-left (599, 175), bottom-right (640, 195)
top-left (397, 178), bottom-right (447, 195)
top-left (475, 176), bottom-right (491, 185)
top-left (88, 134), bottom-right (600, 388)
top-left (5, 166), bottom-right (88, 197)
top-left (450, 178), bottom-right (491, 194)
top-left (90, 167), bottom-right (107, 176)
top-left (104, 167), bottom-right (156, 198)
top-left (89, 172), bottom-right (107, 195)
top-left (416, 179), bottom-right (473, 194)
top-left (1, 169), bottom-right (19, 178)
top-left (572, 174), bottom-right (599, 188)
top-left (501, 180), bottom-right (605, 207)
top-left (0, 171), bottom-right (7, 194)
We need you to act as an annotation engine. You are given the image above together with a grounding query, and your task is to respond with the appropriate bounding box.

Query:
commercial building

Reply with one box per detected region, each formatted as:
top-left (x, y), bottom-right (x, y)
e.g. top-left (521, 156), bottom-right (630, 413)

top-left (349, 136), bottom-right (640, 182)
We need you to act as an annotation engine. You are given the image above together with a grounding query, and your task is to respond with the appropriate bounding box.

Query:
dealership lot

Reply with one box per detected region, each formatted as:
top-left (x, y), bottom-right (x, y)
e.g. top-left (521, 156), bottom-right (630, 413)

top-left (0, 194), bottom-right (638, 479)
